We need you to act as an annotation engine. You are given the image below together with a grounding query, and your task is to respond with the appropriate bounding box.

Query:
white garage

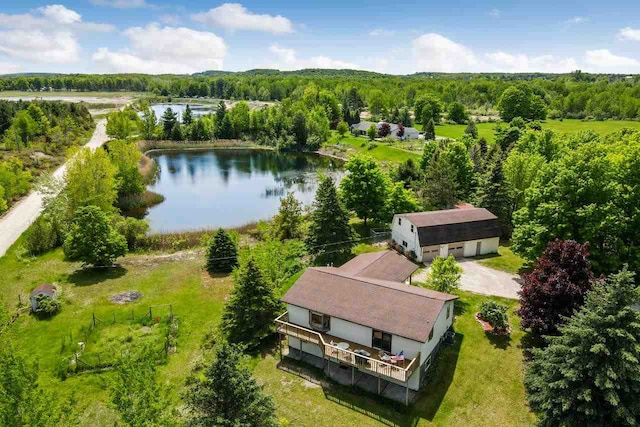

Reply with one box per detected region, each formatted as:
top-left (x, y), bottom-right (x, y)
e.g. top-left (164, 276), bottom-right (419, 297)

top-left (391, 207), bottom-right (501, 263)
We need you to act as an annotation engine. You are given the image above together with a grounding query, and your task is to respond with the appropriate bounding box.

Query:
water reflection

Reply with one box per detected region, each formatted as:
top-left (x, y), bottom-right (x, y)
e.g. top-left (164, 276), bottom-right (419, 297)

top-left (142, 149), bottom-right (344, 232)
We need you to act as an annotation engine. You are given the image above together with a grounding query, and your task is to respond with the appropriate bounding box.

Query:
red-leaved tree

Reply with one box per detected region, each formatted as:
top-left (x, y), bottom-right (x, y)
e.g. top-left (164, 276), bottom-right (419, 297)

top-left (378, 122), bottom-right (391, 137)
top-left (517, 239), bottom-right (595, 335)
top-left (397, 124), bottom-right (405, 138)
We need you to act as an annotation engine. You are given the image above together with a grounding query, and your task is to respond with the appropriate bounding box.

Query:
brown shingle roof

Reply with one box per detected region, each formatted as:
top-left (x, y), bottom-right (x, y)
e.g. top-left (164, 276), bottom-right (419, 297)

top-left (397, 208), bottom-right (500, 247)
top-left (30, 283), bottom-right (56, 298)
top-left (338, 250), bottom-right (418, 282)
top-left (282, 266), bottom-right (457, 342)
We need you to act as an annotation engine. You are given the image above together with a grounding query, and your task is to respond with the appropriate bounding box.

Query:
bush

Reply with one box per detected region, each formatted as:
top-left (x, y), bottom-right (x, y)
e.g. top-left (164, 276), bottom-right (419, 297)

top-left (480, 301), bottom-right (508, 330)
top-left (24, 215), bottom-right (58, 255)
top-left (33, 294), bottom-right (61, 317)
top-left (113, 216), bottom-right (150, 250)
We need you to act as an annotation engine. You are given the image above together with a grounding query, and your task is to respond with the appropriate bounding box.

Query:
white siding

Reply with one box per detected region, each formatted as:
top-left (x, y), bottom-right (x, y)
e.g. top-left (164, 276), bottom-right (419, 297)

top-left (462, 237), bottom-right (500, 257)
top-left (420, 301), bottom-right (454, 364)
top-left (285, 303), bottom-right (426, 390)
top-left (391, 216), bottom-right (421, 261)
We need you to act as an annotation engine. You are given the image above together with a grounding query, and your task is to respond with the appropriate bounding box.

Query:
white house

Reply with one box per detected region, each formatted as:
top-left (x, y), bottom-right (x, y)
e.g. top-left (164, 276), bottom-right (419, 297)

top-left (350, 121), bottom-right (421, 141)
top-left (276, 250), bottom-right (457, 403)
top-left (392, 207), bottom-right (501, 263)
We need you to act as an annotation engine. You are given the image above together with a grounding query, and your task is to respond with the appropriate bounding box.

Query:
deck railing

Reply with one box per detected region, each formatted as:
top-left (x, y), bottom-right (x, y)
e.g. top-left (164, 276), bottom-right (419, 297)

top-left (275, 312), bottom-right (420, 383)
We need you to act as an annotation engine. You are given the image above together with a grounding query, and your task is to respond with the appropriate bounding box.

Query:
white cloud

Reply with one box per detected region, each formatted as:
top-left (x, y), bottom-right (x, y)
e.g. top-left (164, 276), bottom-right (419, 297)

top-left (488, 8), bottom-right (500, 17)
top-left (159, 14), bottom-right (181, 26)
top-left (565, 16), bottom-right (588, 24)
top-left (0, 63), bottom-right (22, 75)
top-left (618, 27), bottom-right (640, 41)
top-left (0, 30), bottom-right (80, 64)
top-left (369, 29), bottom-right (395, 37)
top-left (267, 44), bottom-right (359, 70)
top-left (485, 51), bottom-right (578, 73)
top-left (89, 0), bottom-right (147, 8)
top-left (192, 3), bottom-right (293, 34)
top-left (412, 33), bottom-right (478, 72)
top-left (93, 24), bottom-right (226, 74)
top-left (584, 49), bottom-right (640, 72)
top-left (38, 5), bottom-right (81, 24)
top-left (411, 33), bottom-right (578, 73)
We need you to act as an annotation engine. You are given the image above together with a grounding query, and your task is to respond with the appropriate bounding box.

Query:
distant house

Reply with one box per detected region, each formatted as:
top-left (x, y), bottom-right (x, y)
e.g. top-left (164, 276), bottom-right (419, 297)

top-left (350, 121), bottom-right (420, 141)
top-left (276, 250), bottom-right (457, 404)
top-left (30, 284), bottom-right (57, 311)
top-left (392, 207), bottom-right (501, 262)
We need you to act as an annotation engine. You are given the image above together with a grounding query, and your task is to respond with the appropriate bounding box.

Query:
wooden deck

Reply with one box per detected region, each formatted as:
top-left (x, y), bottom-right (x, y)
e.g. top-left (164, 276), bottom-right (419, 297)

top-left (275, 312), bottom-right (420, 383)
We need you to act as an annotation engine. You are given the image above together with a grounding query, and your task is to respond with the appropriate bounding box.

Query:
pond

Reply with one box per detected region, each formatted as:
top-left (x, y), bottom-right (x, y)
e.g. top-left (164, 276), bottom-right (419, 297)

top-left (149, 103), bottom-right (215, 122)
top-left (140, 149), bottom-right (344, 233)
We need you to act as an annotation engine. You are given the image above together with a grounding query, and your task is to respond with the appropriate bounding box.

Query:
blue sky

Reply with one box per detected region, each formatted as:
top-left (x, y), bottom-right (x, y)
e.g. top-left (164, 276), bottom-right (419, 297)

top-left (0, 1), bottom-right (639, 74)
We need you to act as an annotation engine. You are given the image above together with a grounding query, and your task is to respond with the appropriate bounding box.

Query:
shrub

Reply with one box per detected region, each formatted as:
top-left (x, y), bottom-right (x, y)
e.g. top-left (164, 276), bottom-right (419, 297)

top-left (33, 294), bottom-right (61, 317)
top-left (24, 215), bottom-right (57, 255)
top-left (480, 301), bottom-right (508, 330)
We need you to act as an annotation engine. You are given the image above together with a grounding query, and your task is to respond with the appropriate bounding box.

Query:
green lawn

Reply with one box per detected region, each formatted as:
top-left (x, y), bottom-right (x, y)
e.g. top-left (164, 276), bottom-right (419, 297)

top-left (476, 245), bottom-right (527, 275)
top-left (1, 242), bottom-right (534, 426)
top-left (433, 119), bottom-right (640, 144)
top-left (326, 132), bottom-right (421, 163)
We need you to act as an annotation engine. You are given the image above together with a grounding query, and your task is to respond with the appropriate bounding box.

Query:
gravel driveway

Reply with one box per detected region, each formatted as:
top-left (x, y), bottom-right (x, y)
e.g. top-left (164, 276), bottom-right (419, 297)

top-left (0, 119), bottom-right (108, 257)
top-left (413, 258), bottom-right (521, 299)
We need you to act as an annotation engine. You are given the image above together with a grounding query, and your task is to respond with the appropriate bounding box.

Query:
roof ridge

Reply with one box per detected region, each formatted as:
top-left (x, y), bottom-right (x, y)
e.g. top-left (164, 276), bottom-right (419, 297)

top-left (309, 267), bottom-right (452, 302)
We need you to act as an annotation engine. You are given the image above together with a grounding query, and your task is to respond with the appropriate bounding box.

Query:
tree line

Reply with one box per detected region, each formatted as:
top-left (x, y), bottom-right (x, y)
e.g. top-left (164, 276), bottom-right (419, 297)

top-left (3, 70), bottom-right (640, 120)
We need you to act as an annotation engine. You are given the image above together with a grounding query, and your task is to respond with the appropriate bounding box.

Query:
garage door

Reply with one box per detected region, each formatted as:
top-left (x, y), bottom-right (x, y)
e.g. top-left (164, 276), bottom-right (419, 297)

top-left (448, 243), bottom-right (464, 258)
top-left (422, 246), bottom-right (440, 261)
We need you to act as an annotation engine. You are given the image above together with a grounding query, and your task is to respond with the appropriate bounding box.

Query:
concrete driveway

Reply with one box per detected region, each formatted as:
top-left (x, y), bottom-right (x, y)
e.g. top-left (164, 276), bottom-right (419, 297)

top-left (413, 257), bottom-right (521, 299)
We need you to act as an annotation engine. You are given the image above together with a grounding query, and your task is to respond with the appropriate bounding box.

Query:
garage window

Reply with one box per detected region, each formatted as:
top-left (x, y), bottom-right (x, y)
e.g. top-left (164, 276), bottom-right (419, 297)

top-left (410, 225), bottom-right (414, 232)
top-left (402, 240), bottom-right (408, 247)
top-left (398, 218), bottom-right (402, 225)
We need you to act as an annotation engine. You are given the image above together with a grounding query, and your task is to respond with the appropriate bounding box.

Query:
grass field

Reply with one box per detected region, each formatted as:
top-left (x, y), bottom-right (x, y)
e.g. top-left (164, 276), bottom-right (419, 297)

top-left (0, 238), bottom-right (535, 426)
top-left (430, 119), bottom-right (640, 144)
top-left (325, 132), bottom-right (421, 163)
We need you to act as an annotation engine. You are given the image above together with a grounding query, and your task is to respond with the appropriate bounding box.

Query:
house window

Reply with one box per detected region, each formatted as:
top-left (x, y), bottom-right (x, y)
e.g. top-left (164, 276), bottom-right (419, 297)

top-left (372, 330), bottom-right (392, 352)
top-left (447, 303), bottom-right (452, 318)
top-left (402, 240), bottom-right (408, 247)
top-left (410, 225), bottom-right (414, 232)
top-left (309, 311), bottom-right (330, 331)
top-left (428, 328), bottom-right (434, 342)
top-left (398, 218), bottom-right (402, 225)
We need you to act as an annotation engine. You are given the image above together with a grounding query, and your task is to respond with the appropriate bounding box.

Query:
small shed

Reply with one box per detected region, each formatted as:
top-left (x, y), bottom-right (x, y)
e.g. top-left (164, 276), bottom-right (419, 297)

top-left (30, 284), bottom-right (57, 311)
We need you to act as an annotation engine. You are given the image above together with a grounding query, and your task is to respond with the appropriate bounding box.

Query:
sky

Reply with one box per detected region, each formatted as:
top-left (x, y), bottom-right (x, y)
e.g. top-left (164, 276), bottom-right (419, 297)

top-left (0, 1), bottom-right (640, 75)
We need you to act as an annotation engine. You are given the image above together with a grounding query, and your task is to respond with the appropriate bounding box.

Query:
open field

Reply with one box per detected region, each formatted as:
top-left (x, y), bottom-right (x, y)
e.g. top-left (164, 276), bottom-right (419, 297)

top-left (429, 119), bottom-right (640, 143)
top-left (324, 132), bottom-right (421, 163)
top-left (0, 236), bottom-right (535, 426)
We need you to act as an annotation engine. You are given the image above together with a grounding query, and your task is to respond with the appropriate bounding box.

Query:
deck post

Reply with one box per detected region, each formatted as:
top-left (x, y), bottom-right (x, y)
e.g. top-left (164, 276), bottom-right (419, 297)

top-left (278, 332), bottom-right (282, 361)
top-left (298, 336), bottom-right (302, 361)
top-left (377, 373), bottom-right (381, 395)
top-left (405, 384), bottom-right (409, 406)
top-left (351, 366), bottom-right (355, 385)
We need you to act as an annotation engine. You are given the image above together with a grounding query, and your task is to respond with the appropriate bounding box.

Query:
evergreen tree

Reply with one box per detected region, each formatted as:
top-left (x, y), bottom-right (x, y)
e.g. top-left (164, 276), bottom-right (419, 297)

top-left (292, 111), bottom-right (308, 149)
top-left (221, 258), bottom-right (280, 347)
top-left (423, 151), bottom-right (458, 209)
top-left (464, 121), bottom-right (478, 138)
top-left (474, 149), bottom-right (513, 236)
top-left (215, 100), bottom-right (226, 123)
top-left (170, 122), bottom-right (183, 141)
top-left (206, 228), bottom-right (238, 273)
top-left (182, 104), bottom-right (193, 125)
top-left (141, 108), bottom-right (157, 140)
top-left (216, 115), bottom-right (233, 139)
top-left (273, 192), bottom-right (303, 241)
top-left (518, 239), bottom-right (595, 335)
top-left (161, 107), bottom-right (177, 139)
top-left (306, 175), bottom-right (356, 255)
top-left (186, 342), bottom-right (277, 427)
top-left (339, 155), bottom-right (390, 225)
top-left (423, 118), bottom-right (436, 140)
top-left (525, 268), bottom-right (640, 427)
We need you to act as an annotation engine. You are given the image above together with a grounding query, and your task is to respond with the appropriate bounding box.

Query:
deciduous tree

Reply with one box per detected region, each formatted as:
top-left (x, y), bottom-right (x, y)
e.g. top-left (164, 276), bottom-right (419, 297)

top-left (64, 147), bottom-right (118, 214)
top-left (517, 239), bottom-right (595, 335)
top-left (428, 255), bottom-right (462, 293)
top-left (273, 192), bottom-right (303, 241)
top-left (340, 155), bottom-right (390, 225)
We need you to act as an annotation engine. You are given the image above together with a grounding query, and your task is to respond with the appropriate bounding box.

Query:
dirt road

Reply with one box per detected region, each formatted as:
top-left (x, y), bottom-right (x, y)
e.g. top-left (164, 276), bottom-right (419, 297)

top-left (0, 119), bottom-right (108, 257)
